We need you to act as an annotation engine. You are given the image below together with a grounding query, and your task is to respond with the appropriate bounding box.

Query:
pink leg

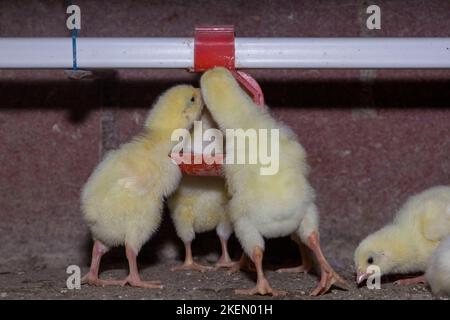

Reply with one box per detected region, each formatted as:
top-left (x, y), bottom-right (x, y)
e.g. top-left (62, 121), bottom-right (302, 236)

top-left (171, 241), bottom-right (212, 273)
top-left (276, 240), bottom-right (313, 273)
top-left (306, 232), bottom-right (350, 296)
top-left (394, 275), bottom-right (426, 285)
top-left (121, 244), bottom-right (163, 289)
top-left (235, 246), bottom-right (287, 297)
top-left (215, 237), bottom-right (236, 269)
top-left (81, 240), bottom-right (123, 286)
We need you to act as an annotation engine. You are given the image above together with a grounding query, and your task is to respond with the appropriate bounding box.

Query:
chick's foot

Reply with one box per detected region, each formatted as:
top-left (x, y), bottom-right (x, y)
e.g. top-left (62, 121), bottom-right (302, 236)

top-left (81, 273), bottom-right (124, 287)
top-left (171, 262), bottom-right (212, 273)
top-left (121, 275), bottom-right (163, 289)
top-left (227, 253), bottom-right (256, 274)
top-left (276, 264), bottom-right (310, 274)
top-left (122, 244), bottom-right (163, 289)
top-left (277, 239), bottom-right (313, 273)
top-left (394, 275), bottom-right (426, 285)
top-left (82, 240), bottom-right (119, 286)
top-left (172, 241), bottom-right (213, 272)
top-left (307, 232), bottom-right (351, 296)
top-left (235, 277), bottom-right (287, 297)
top-left (214, 258), bottom-right (237, 270)
top-left (310, 267), bottom-right (349, 296)
top-left (214, 239), bottom-right (237, 269)
top-left (234, 246), bottom-right (287, 297)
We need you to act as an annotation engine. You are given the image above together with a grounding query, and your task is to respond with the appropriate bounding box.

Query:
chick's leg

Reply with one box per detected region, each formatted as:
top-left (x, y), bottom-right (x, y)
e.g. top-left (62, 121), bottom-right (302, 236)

top-left (215, 237), bottom-right (235, 269)
top-left (233, 219), bottom-right (285, 295)
top-left (121, 244), bottom-right (163, 289)
top-left (394, 275), bottom-right (426, 285)
top-left (215, 221), bottom-right (236, 269)
top-left (306, 232), bottom-right (350, 296)
top-left (276, 234), bottom-right (313, 273)
top-left (81, 240), bottom-right (123, 286)
top-left (171, 241), bottom-right (212, 273)
top-left (235, 246), bottom-right (287, 296)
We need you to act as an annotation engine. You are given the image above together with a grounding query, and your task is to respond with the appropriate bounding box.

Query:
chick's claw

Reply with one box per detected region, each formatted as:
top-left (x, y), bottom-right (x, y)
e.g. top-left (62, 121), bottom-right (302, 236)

top-left (306, 232), bottom-right (350, 295)
top-left (310, 269), bottom-right (351, 296)
top-left (310, 273), bottom-right (339, 296)
top-left (214, 259), bottom-right (237, 270)
top-left (276, 264), bottom-right (310, 274)
top-left (81, 273), bottom-right (125, 287)
top-left (331, 270), bottom-right (351, 290)
top-left (394, 275), bottom-right (426, 286)
top-left (235, 278), bottom-right (287, 297)
top-left (235, 287), bottom-right (287, 297)
top-left (122, 278), bottom-right (164, 289)
top-left (171, 262), bottom-right (212, 273)
top-left (310, 284), bottom-right (329, 296)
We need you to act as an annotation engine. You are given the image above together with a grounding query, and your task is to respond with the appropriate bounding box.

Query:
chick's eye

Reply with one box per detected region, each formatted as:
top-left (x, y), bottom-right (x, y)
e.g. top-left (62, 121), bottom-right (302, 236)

top-left (367, 257), bottom-right (374, 264)
top-left (190, 96), bottom-right (195, 103)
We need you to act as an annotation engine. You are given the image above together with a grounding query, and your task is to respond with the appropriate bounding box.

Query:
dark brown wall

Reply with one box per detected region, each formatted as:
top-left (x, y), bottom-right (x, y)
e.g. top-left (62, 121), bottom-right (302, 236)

top-left (0, 0), bottom-right (449, 271)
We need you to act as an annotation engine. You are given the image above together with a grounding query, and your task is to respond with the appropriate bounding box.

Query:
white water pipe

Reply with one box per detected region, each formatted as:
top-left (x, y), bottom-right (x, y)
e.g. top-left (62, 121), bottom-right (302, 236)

top-left (0, 37), bottom-right (449, 69)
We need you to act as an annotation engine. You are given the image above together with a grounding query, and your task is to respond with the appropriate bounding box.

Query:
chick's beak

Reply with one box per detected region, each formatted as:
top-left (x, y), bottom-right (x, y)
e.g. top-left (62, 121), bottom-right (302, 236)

top-left (356, 270), bottom-right (369, 284)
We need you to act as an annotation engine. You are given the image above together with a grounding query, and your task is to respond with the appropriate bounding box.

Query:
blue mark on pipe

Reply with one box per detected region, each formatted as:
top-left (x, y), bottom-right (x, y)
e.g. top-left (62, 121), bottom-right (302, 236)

top-left (72, 28), bottom-right (78, 70)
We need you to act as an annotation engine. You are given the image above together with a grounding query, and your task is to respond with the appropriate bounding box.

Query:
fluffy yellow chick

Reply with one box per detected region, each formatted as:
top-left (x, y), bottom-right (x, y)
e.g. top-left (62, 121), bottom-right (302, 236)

top-left (426, 235), bottom-right (450, 297)
top-left (168, 112), bottom-right (234, 272)
top-left (200, 67), bottom-right (348, 296)
top-left (355, 186), bottom-right (450, 286)
top-left (168, 175), bottom-right (233, 272)
top-left (81, 85), bottom-right (203, 288)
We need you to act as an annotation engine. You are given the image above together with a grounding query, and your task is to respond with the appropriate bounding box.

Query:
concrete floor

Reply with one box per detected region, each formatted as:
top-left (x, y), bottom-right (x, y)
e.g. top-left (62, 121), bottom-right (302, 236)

top-left (0, 236), bottom-right (447, 300)
top-left (0, 260), bottom-right (440, 300)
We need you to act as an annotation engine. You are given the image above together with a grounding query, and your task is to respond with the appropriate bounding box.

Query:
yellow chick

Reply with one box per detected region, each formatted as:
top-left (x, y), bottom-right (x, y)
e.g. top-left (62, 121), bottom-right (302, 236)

top-left (168, 175), bottom-right (233, 272)
top-left (168, 112), bottom-right (234, 272)
top-left (81, 85), bottom-right (203, 288)
top-left (200, 67), bottom-right (349, 296)
top-left (426, 235), bottom-right (450, 297)
top-left (355, 186), bottom-right (450, 286)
